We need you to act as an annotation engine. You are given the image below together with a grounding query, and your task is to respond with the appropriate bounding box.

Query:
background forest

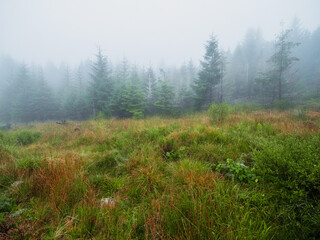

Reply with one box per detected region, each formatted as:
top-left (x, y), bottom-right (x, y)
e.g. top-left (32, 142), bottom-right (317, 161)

top-left (1, 18), bottom-right (320, 124)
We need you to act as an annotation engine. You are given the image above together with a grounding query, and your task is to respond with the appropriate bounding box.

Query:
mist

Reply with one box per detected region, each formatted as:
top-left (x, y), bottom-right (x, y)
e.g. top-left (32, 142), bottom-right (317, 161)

top-left (0, 0), bottom-right (320, 124)
top-left (0, 0), bottom-right (319, 66)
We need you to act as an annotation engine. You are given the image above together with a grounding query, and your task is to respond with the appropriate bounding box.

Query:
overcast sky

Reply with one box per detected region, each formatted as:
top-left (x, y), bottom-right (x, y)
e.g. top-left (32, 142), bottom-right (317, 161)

top-left (0, 0), bottom-right (319, 67)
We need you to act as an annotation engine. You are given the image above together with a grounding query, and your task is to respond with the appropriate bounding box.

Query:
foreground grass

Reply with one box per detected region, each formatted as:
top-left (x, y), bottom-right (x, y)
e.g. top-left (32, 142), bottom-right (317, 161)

top-left (0, 110), bottom-right (319, 239)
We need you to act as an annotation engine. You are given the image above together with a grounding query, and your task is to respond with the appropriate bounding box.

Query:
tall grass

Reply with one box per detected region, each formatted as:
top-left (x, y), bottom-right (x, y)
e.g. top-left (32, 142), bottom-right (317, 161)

top-left (0, 110), bottom-right (319, 239)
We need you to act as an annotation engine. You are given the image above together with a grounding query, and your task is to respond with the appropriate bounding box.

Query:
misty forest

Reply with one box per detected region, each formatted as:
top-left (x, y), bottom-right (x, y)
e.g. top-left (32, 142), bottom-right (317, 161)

top-left (1, 1), bottom-right (320, 239)
top-left (1, 19), bottom-right (320, 123)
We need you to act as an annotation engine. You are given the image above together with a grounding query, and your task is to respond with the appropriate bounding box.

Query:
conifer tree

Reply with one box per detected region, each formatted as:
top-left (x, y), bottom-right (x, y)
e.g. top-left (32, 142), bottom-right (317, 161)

top-left (118, 82), bottom-right (145, 119)
top-left (153, 79), bottom-right (175, 115)
top-left (263, 28), bottom-right (300, 103)
top-left (32, 69), bottom-right (59, 121)
top-left (193, 35), bottom-right (223, 109)
top-left (12, 65), bottom-right (34, 122)
top-left (89, 47), bottom-right (113, 117)
top-left (143, 67), bottom-right (157, 115)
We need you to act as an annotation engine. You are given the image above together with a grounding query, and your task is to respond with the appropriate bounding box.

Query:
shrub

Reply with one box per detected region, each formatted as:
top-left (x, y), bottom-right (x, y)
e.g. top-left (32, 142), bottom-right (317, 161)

top-left (165, 146), bottom-right (187, 161)
top-left (252, 134), bottom-right (320, 238)
top-left (253, 134), bottom-right (320, 201)
top-left (215, 158), bottom-right (258, 182)
top-left (208, 103), bottom-right (232, 123)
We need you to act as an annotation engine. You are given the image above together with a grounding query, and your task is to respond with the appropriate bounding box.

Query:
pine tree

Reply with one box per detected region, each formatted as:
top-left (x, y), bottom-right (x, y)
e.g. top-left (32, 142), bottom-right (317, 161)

top-left (118, 83), bottom-right (145, 119)
top-left (60, 66), bottom-right (74, 119)
top-left (309, 27), bottom-right (320, 96)
top-left (187, 60), bottom-right (197, 89)
top-left (143, 66), bottom-right (157, 115)
top-left (31, 68), bottom-right (59, 121)
top-left (264, 28), bottom-right (300, 103)
top-left (153, 80), bottom-right (175, 115)
top-left (89, 47), bottom-right (113, 117)
top-left (177, 85), bottom-right (193, 112)
top-left (242, 29), bottom-right (264, 100)
top-left (0, 73), bottom-right (14, 124)
top-left (117, 57), bottom-right (130, 84)
top-left (12, 65), bottom-right (35, 123)
top-left (193, 35), bottom-right (223, 109)
top-left (73, 65), bottom-right (90, 120)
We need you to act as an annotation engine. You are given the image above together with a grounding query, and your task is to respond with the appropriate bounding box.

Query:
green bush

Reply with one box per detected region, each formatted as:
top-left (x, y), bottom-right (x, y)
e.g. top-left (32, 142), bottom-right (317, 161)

top-left (253, 134), bottom-right (320, 201)
top-left (208, 103), bottom-right (232, 123)
top-left (215, 158), bottom-right (258, 182)
top-left (165, 146), bottom-right (187, 161)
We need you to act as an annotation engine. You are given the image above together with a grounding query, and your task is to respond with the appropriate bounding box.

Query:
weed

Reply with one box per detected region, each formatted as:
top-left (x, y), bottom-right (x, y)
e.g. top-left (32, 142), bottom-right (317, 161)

top-left (215, 158), bottom-right (258, 182)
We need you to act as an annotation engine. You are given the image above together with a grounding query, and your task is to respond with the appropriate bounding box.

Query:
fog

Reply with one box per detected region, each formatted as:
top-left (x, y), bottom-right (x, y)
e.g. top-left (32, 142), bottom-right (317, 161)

top-left (1, 0), bottom-right (320, 124)
top-left (0, 0), bottom-right (319, 66)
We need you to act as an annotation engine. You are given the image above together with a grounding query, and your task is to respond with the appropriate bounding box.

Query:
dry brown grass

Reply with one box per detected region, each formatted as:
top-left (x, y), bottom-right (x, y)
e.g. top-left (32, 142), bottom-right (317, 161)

top-left (226, 110), bottom-right (320, 134)
top-left (177, 169), bottom-right (218, 190)
top-left (29, 152), bottom-right (89, 212)
top-left (145, 198), bottom-right (167, 240)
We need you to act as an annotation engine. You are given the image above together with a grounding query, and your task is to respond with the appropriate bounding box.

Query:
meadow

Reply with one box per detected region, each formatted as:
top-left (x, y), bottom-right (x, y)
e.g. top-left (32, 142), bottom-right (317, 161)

top-left (0, 107), bottom-right (320, 239)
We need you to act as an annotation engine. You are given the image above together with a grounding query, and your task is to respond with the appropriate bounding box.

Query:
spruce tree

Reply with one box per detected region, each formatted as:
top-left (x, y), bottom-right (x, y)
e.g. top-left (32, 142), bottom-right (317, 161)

top-left (263, 28), bottom-right (300, 103)
top-left (143, 67), bottom-right (157, 115)
top-left (32, 69), bottom-right (59, 121)
top-left (89, 47), bottom-right (113, 117)
top-left (12, 65), bottom-right (34, 123)
top-left (153, 80), bottom-right (175, 115)
top-left (118, 83), bottom-right (145, 119)
top-left (193, 35), bottom-right (223, 110)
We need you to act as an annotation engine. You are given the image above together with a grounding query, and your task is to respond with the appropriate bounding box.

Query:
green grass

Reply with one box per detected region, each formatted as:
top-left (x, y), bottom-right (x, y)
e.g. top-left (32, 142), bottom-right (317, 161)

top-left (0, 110), bottom-right (319, 239)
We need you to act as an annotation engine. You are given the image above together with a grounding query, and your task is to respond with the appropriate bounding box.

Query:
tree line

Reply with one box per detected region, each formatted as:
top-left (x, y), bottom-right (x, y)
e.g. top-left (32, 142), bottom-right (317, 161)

top-left (1, 19), bottom-right (320, 124)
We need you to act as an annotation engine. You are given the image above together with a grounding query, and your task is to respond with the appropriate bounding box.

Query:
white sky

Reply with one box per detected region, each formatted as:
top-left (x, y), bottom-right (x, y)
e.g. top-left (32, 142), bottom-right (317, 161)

top-left (0, 0), bottom-right (319, 66)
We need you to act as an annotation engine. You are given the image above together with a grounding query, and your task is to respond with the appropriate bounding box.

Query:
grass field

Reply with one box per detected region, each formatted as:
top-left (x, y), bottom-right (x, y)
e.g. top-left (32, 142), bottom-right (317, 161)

top-left (0, 109), bottom-right (320, 239)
